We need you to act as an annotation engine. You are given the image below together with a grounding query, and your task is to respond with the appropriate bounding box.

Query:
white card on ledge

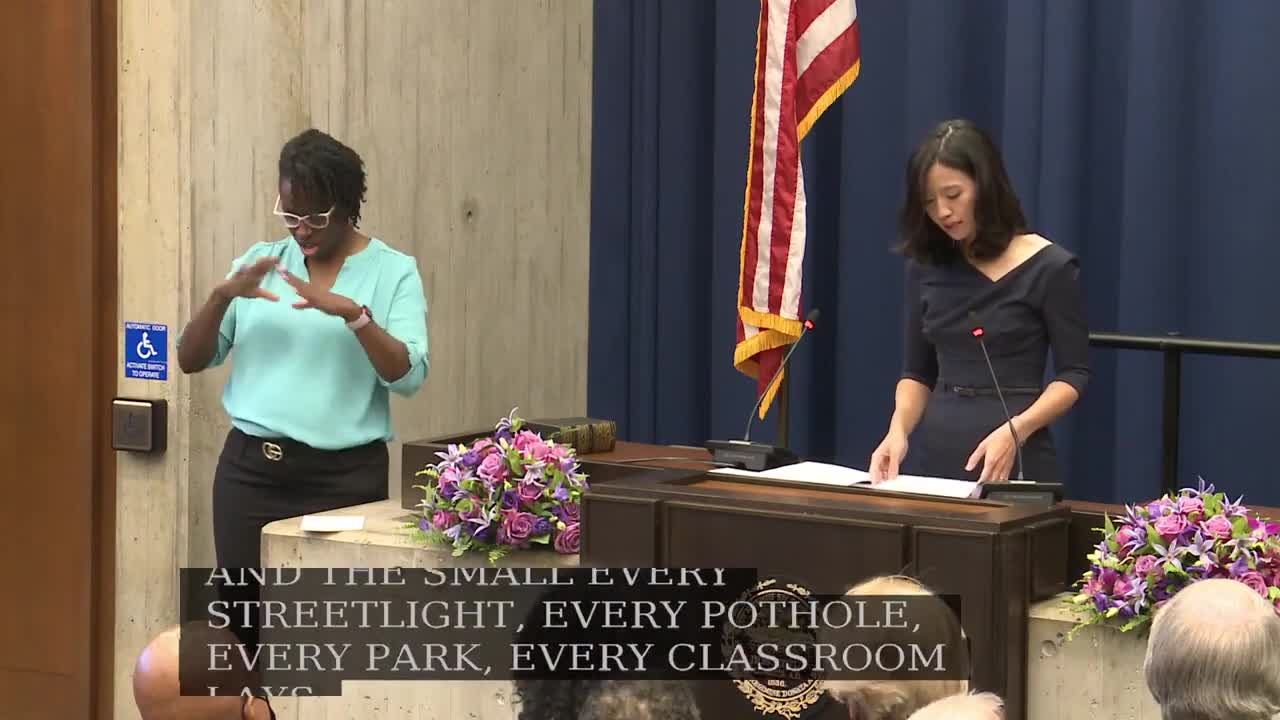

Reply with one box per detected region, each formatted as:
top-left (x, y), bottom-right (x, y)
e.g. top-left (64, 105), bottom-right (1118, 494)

top-left (300, 515), bottom-right (365, 532)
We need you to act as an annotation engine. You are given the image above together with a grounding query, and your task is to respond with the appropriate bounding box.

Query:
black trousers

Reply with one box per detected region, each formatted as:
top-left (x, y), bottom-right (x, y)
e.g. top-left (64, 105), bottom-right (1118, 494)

top-left (212, 427), bottom-right (388, 647)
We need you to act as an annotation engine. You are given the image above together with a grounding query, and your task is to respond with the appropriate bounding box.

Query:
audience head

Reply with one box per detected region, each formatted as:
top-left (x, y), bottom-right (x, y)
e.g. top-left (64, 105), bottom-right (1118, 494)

top-left (907, 691), bottom-right (1004, 720)
top-left (898, 118), bottom-right (1026, 265)
top-left (578, 680), bottom-right (701, 720)
top-left (1144, 578), bottom-right (1280, 720)
top-left (823, 575), bottom-right (970, 720)
top-left (132, 623), bottom-right (270, 720)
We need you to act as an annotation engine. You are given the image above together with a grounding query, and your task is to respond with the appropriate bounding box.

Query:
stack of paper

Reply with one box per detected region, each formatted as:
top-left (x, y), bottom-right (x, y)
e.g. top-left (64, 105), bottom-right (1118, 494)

top-left (710, 461), bottom-right (978, 499)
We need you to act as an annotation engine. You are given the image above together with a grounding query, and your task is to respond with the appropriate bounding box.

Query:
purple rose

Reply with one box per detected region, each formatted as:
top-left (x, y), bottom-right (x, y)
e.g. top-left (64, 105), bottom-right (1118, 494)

top-left (1180, 497), bottom-right (1205, 517)
top-left (1134, 555), bottom-right (1160, 577)
top-left (503, 512), bottom-right (537, 545)
top-left (560, 502), bottom-right (581, 523)
top-left (1241, 571), bottom-right (1270, 599)
top-left (554, 522), bottom-right (581, 554)
top-left (518, 482), bottom-right (544, 506)
top-left (1203, 514), bottom-right (1234, 541)
top-left (1154, 513), bottom-right (1189, 539)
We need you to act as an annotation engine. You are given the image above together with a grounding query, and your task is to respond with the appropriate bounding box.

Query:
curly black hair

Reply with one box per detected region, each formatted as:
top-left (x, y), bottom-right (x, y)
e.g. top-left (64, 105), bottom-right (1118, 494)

top-left (278, 128), bottom-right (368, 228)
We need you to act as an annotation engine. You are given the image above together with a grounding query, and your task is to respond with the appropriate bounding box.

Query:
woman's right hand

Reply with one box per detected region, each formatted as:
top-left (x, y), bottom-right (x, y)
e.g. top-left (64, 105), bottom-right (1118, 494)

top-left (868, 429), bottom-right (909, 482)
top-left (214, 257), bottom-right (280, 301)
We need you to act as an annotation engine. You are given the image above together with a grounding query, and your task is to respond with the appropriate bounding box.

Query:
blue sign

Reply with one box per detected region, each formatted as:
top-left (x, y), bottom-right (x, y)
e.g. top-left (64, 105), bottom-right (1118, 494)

top-left (125, 322), bottom-right (168, 380)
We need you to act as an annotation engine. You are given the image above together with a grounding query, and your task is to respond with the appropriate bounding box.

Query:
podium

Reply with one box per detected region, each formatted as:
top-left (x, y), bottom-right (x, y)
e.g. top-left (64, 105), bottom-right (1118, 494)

top-left (579, 453), bottom-right (1069, 720)
top-left (399, 436), bottom-right (1069, 720)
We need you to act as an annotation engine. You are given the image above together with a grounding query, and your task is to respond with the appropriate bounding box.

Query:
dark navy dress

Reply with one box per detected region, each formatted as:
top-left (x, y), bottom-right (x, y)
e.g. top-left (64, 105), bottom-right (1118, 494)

top-left (901, 242), bottom-right (1090, 484)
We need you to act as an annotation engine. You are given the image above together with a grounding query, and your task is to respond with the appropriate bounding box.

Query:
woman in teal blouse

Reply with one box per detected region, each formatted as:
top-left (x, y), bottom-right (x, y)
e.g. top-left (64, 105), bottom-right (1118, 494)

top-left (178, 129), bottom-right (429, 647)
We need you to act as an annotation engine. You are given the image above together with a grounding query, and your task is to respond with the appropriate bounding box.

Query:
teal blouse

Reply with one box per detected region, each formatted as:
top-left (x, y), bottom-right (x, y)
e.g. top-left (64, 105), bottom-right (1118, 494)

top-left (187, 237), bottom-right (429, 450)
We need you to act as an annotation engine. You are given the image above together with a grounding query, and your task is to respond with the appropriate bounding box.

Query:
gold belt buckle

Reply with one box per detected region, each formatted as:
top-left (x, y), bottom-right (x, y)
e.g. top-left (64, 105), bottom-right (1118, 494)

top-left (262, 441), bottom-right (284, 461)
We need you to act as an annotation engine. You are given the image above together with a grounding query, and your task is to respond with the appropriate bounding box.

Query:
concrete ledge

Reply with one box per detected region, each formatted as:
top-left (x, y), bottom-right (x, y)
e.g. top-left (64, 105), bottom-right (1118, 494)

top-left (1026, 595), bottom-right (1158, 719)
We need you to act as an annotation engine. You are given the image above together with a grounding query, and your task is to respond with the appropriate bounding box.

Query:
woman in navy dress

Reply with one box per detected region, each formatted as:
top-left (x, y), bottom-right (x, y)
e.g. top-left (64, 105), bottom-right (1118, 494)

top-left (868, 119), bottom-right (1090, 485)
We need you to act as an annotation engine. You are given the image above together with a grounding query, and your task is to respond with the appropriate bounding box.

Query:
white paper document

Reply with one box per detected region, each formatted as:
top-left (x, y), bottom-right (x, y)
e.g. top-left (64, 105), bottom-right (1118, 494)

top-left (300, 515), bottom-right (366, 532)
top-left (710, 461), bottom-right (979, 499)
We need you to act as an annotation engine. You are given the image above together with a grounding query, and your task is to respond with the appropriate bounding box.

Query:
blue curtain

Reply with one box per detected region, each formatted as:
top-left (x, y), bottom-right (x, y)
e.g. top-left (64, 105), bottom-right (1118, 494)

top-left (588, 0), bottom-right (1280, 506)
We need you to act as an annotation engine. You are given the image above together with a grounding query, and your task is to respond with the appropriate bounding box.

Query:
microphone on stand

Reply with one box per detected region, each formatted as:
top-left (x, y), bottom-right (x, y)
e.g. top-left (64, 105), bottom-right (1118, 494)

top-left (968, 311), bottom-right (1025, 483)
top-left (705, 309), bottom-right (820, 471)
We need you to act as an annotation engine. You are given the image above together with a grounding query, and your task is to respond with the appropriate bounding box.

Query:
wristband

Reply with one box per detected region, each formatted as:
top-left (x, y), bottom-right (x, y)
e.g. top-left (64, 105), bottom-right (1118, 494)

top-left (346, 305), bottom-right (372, 331)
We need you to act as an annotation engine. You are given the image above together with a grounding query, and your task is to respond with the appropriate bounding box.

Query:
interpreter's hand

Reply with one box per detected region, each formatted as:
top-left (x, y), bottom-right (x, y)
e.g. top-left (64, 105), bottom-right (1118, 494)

top-left (214, 257), bottom-right (280, 301)
top-left (276, 267), bottom-right (362, 321)
top-left (868, 429), bottom-right (908, 482)
top-left (966, 423), bottom-right (1018, 483)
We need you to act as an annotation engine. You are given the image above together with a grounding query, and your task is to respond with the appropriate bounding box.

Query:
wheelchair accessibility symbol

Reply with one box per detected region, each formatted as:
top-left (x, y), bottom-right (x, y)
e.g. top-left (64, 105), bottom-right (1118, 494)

top-left (124, 322), bottom-right (168, 381)
top-left (135, 332), bottom-right (157, 360)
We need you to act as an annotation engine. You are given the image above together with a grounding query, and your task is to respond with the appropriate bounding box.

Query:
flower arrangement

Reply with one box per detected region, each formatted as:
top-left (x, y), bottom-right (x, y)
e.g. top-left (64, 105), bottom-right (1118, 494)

top-left (1068, 478), bottom-right (1280, 636)
top-left (411, 408), bottom-right (588, 564)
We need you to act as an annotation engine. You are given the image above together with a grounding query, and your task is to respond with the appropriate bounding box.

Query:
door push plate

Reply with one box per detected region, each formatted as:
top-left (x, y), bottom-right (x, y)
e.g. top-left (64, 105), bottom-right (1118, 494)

top-left (111, 398), bottom-right (167, 454)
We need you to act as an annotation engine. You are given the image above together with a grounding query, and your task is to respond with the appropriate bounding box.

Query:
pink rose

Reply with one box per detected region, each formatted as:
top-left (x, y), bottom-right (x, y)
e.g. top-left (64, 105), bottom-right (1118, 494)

top-left (518, 481), bottom-right (545, 506)
top-left (513, 431), bottom-right (542, 453)
top-left (1154, 513), bottom-right (1189, 539)
top-left (431, 510), bottom-right (458, 531)
top-left (1180, 497), bottom-right (1205, 517)
top-left (478, 452), bottom-right (509, 483)
top-left (471, 438), bottom-right (495, 453)
top-left (1115, 526), bottom-right (1138, 555)
top-left (1113, 576), bottom-right (1134, 597)
top-left (1202, 514), bottom-right (1234, 541)
top-left (529, 442), bottom-right (552, 462)
top-left (1134, 555), bottom-right (1160, 577)
top-left (502, 511), bottom-right (537, 545)
top-left (1241, 572), bottom-right (1270, 599)
top-left (554, 522), bottom-right (581, 554)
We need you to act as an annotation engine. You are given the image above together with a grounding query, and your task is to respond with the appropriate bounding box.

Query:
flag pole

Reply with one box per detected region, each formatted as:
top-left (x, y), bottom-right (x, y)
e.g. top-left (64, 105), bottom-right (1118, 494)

top-left (776, 372), bottom-right (790, 448)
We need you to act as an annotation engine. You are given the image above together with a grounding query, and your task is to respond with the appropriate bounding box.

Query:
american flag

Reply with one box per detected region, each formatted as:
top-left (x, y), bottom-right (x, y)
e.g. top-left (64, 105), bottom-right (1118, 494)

top-left (735, 0), bottom-right (860, 418)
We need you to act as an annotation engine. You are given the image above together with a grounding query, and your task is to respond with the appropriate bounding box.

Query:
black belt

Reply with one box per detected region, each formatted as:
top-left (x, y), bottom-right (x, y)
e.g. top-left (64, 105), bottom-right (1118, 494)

top-left (227, 427), bottom-right (383, 464)
top-left (939, 382), bottom-right (1040, 397)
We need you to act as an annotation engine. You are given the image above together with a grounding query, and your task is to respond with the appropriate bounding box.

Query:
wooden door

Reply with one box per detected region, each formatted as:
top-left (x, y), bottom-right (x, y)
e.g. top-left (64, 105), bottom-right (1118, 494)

top-left (0, 0), bottom-right (116, 718)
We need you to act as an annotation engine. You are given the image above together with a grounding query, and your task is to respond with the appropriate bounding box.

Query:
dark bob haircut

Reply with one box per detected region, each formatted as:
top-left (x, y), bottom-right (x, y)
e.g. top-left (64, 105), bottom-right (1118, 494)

top-left (897, 119), bottom-right (1027, 265)
top-left (278, 128), bottom-right (368, 228)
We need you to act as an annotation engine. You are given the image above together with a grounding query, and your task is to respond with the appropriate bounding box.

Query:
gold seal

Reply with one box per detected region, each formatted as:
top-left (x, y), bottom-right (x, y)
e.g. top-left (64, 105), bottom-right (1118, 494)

top-left (721, 578), bottom-right (826, 719)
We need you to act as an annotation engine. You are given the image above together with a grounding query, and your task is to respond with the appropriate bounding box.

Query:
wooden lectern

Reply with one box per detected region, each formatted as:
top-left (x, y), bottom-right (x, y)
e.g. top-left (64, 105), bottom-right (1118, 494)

top-left (400, 436), bottom-right (1069, 720)
top-left (578, 446), bottom-right (1069, 720)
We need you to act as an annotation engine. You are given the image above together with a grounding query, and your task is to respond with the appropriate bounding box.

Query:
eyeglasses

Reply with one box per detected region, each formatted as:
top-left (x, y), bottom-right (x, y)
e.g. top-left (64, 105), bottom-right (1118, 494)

top-left (273, 195), bottom-right (335, 229)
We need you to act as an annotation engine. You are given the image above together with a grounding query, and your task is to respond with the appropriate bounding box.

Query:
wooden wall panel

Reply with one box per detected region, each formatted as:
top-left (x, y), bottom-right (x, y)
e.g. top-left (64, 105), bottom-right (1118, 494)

top-left (0, 0), bottom-right (109, 718)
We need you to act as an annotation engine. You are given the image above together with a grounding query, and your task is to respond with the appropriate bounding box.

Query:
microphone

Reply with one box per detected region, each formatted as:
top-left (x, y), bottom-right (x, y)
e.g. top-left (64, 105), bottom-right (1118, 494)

top-left (704, 308), bottom-right (820, 471)
top-left (968, 311), bottom-right (1025, 482)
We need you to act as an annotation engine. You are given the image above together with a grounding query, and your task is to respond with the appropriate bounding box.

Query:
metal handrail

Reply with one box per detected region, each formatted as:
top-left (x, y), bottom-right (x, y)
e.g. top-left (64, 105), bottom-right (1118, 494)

top-left (1087, 332), bottom-right (1280, 494)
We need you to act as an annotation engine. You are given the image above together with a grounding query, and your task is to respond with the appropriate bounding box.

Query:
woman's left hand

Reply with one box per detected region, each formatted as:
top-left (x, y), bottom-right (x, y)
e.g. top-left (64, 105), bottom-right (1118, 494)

top-left (277, 268), bottom-right (361, 321)
top-left (965, 422), bottom-right (1020, 483)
